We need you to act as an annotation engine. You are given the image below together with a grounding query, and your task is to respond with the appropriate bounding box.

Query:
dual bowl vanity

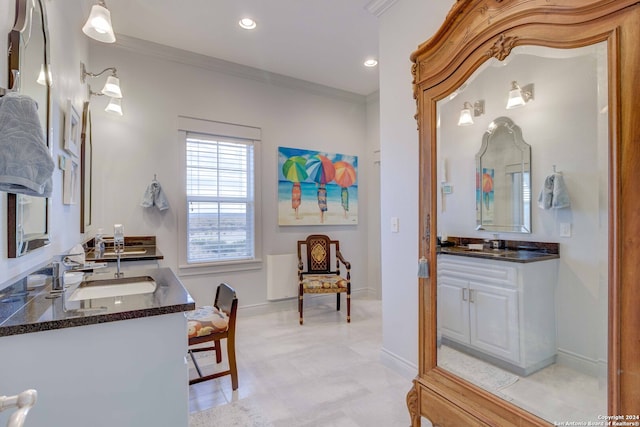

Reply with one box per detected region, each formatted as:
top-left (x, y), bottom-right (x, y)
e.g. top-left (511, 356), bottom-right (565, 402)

top-left (0, 239), bottom-right (195, 427)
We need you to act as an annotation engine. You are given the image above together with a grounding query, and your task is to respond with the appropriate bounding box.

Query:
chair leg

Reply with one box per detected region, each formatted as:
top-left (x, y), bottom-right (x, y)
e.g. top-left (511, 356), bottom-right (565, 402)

top-left (227, 336), bottom-right (238, 390)
top-left (214, 339), bottom-right (222, 363)
top-left (299, 291), bottom-right (304, 325)
top-left (336, 292), bottom-right (341, 311)
top-left (347, 291), bottom-right (351, 323)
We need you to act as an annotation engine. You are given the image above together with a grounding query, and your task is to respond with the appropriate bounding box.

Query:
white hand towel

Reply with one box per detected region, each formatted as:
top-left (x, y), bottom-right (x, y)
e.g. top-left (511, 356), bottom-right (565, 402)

top-left (0, 93), bottom-right (54, 197)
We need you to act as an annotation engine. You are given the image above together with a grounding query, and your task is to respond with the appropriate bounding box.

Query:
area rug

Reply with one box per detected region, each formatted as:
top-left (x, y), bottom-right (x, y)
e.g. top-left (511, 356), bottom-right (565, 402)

top-left (438, 345), bottom-right (519, 392)
top-left (189, 401), bottom-right (273, 427)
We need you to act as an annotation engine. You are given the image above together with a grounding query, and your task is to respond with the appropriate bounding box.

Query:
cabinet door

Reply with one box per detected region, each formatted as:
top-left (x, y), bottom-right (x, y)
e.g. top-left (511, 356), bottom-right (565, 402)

top-left (438, 276), bottom-right (470, 344)
top-left (469, 281), bottom-right (520, 363)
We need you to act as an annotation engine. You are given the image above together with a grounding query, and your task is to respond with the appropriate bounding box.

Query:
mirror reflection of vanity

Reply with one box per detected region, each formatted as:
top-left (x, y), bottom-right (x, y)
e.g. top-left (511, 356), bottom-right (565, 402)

top-left (407, 1), bottom-right (640, 426)
top-left (6, 0), bottom-right (51, 257)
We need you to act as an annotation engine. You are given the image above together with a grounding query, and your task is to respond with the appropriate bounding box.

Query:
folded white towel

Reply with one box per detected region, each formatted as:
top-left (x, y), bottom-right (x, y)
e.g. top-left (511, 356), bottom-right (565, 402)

top-left (538, 173), bottom-right (570, 210)
top-left (141, 180), bottom-right (169, 211)
top-left (0, 93), bottom-right (54, 197)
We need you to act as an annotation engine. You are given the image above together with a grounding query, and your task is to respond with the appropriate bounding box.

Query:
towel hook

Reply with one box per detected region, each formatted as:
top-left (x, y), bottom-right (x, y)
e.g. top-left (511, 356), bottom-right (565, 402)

top-left (552, 165), bottom-right (557, 173)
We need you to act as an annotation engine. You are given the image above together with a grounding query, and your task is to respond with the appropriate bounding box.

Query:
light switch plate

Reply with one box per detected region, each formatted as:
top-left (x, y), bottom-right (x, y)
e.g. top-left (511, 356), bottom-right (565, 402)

top-left (391, 217), bottom-right (399, 233)
top-left (560, 222), bottom-right (571, 237)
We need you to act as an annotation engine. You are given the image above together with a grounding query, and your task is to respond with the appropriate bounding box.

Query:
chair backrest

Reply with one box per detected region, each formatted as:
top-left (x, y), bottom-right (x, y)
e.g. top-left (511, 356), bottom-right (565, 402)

top-left (214, 283), bottom-right (238, 330)
top-left (298, 234), bottom-right (339, 274)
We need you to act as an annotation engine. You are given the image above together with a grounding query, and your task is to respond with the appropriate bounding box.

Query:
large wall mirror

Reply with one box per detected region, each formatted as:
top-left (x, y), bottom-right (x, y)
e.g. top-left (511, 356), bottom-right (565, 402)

top-left (408, 1), bottom-right (640, 425)
top-left (435, 43), bottom-right (608, 423)
top-left (6, 0), bottom-right (51, 257)
top-left (80, 101), bottom-right (92, 233)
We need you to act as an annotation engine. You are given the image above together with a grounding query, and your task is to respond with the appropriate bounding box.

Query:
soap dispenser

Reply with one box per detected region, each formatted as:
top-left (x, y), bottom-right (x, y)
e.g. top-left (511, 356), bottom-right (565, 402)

top-left (95, 228), bottom-right (105, 255)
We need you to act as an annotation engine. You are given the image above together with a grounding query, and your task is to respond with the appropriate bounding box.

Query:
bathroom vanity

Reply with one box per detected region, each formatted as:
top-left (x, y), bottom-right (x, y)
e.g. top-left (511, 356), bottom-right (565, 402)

top-left (0, 267), bottom-right (194, 427)
top-left (438, 252), bottom-right (558, 376)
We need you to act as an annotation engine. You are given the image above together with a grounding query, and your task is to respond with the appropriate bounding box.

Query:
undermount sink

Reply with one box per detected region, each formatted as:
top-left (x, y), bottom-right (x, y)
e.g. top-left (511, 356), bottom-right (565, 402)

top-left (67, 275), bottom-right (157, 301)
top-left (101, 248), bottom-right (148, 256)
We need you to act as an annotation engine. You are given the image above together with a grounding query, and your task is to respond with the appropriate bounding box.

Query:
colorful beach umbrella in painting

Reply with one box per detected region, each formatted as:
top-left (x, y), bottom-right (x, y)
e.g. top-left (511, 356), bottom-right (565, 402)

top-left (334, 161), bottom-right (356, 218)
top-left (306, 155), bottom-right (336, 184)
top-left (482, 171), bottom-right (494, 210)
top-left (282, 156), bottom-right (308, 219)
top-left (334, 161), bottom-right (356, 188)
top-left (306, 155), bottom-right (335, 223)
top-left (282, 156), bottom-right (308, 183)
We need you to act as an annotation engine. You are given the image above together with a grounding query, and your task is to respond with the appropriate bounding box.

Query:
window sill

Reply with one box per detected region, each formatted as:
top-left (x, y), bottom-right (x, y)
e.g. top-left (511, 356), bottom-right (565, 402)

top-left (178, 258), bottom-right (263, 276)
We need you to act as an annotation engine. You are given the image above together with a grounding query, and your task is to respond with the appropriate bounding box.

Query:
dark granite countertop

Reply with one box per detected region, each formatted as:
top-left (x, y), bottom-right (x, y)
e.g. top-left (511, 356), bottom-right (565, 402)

top-left (438, 246), bottom-right (559, 263)
top-left (0, 267), bottom-right (194, 337)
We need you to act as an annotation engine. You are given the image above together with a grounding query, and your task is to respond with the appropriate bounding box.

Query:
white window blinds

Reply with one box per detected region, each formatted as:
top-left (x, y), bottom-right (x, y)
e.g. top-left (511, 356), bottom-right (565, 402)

top-left (186, 132), bottom-right (255, 263)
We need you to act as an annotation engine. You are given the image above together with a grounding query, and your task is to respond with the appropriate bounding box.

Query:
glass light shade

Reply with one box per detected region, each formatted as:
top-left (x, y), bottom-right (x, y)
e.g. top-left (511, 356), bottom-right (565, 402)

top-left (101, 75), bottom-right (122, 98)
top-left (82, 4), bottom-right (116, 43)
top-left (458, 104), bottom-right (474, 126)
top-left (105, 97), bottom-right (123, 116)
top-left (36, 64), bottom-right (52, 86)
top-left (506, 88), bottom-right (526, 109)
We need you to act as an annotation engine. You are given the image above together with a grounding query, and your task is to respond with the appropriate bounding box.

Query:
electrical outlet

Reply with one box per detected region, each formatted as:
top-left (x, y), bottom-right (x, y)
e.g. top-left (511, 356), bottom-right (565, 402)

top-left (560, 223), bottom-right (571, 237)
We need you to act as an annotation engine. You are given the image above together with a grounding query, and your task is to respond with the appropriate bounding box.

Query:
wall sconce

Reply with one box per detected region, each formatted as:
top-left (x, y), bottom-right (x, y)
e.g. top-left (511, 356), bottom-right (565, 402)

top-left (506, 81), bottom-right (534, 109)
top-left (88, 85), bottom-right (123, 116)
top-left (83, 1), bottom-right (116, 43)
top-left (458, 100), bottom-right (485, 126)
top-left (82, 62), bottom-right (124, 116)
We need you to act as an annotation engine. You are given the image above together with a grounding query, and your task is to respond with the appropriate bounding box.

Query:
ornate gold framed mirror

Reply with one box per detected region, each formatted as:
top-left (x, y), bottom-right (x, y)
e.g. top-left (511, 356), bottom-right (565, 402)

top-left (408, 1), bottom-right (640, 425)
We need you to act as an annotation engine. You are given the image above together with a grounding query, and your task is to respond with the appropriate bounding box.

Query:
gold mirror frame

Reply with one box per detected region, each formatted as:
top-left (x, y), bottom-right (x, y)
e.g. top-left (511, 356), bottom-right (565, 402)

top-left (408, 1), bottom-right (640, 425)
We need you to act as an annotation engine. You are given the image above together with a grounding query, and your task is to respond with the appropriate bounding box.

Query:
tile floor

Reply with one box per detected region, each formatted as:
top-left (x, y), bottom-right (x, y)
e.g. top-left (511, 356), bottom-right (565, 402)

top-left (189, 298), bottom-right (415, 426)
top-left (189, 298), bottom-right (607, 426)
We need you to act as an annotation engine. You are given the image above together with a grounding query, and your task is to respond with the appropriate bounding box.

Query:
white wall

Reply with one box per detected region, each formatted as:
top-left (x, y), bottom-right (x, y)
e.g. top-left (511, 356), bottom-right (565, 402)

top-left (0, 0), bottom-right (90, 287)
top-left (378, 0), bottom-right (455, 372)
top-left (86, 37), bottom-right (373, 308)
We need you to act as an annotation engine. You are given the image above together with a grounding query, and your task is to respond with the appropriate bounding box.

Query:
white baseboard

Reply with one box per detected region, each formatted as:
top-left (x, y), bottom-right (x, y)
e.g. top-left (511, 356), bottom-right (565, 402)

top-left (556, 348), bottom-right (604, 378)
top-left (238, 287), bottom-right (376, 317)
top-left (379, 347), bottom-right (418, 381)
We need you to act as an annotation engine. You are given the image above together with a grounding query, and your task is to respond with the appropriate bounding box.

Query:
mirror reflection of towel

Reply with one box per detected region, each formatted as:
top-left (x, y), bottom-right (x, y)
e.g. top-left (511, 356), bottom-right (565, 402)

top-left (538, 173), bottom-right (570, 209)
top-left (141, 180), bottom-right (169, 211)
top-left (0, 93), bottom-right (54, 197)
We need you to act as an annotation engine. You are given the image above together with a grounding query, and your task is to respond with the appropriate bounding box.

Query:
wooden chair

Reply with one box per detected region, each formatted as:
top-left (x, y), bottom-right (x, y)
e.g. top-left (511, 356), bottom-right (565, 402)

top-left (187, 283), bottom-right (238, 390)
top-left (297, 234), bottom-right (351, 325)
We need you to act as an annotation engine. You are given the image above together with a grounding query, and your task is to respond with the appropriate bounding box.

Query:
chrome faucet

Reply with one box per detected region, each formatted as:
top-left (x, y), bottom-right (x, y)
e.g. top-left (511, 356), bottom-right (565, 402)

top-left (50, 254), bottom-right (83, 292)
top-left (113, 224), bottom-right (125, 278)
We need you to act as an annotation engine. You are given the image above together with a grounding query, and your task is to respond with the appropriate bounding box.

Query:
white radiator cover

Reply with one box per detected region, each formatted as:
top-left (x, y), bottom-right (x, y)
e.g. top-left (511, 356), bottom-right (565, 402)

top-left (267, 254), bottom-right (298, 300)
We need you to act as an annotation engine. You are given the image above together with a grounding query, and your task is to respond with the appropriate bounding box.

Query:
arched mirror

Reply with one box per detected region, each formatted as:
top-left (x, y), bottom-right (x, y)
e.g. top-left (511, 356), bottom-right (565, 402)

top-left (407, 1), bottom-right (640, 426)
top-left (6, 0), bottom-right (51, 257)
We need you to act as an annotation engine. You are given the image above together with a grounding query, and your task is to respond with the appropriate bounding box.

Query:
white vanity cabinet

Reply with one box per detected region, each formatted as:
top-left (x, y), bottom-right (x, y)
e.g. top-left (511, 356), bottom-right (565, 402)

top-left (437, 254), bottom-right (558, 376)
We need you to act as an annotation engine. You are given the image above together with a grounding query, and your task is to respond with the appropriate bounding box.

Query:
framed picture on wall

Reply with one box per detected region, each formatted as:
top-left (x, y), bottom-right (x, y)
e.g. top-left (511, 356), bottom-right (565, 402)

top-left (64, 99), bottom-right (80, 158)
top-left (278, 146), bottom-right (358, 226)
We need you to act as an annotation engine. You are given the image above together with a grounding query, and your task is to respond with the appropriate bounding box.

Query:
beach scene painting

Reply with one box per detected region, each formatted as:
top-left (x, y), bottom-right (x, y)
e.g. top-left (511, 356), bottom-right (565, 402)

top-left (278, 146), bottom-right (358, 226)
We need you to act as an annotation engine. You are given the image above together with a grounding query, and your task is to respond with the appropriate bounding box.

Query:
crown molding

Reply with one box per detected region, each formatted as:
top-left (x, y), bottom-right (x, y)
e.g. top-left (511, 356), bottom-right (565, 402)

top-left (365, 0), bottom-right (399, 17)
top-left (106, 35), bottom-right (367, 105)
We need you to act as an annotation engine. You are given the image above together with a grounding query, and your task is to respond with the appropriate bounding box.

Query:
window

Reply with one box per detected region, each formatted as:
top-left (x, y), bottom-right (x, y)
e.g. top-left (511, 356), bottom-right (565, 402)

top-left (185, 132), bottom-right (255, 264)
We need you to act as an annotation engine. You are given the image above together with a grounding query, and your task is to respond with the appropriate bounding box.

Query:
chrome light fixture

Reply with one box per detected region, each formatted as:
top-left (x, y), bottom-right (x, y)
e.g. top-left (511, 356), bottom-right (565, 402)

top-left (458, 100), bottom-right (484, 126)
top-left (81, 62), bottom-right (122, 98)
top-left (82, 62), bottom-right (124, 116)
top-left (83, 1), bottom-right (116, 43)
top-left (506, 81), bottom-right (534, 109)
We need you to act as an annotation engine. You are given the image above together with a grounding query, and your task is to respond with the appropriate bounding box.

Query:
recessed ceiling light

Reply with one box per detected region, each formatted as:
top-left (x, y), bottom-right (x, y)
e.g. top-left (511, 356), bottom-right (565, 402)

top-left (364, 59), bottom-right (378, 67)
top-left (239, 18), bottom-right (257, 30)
